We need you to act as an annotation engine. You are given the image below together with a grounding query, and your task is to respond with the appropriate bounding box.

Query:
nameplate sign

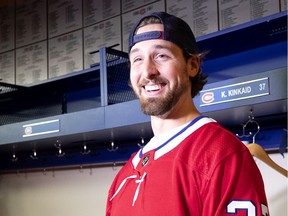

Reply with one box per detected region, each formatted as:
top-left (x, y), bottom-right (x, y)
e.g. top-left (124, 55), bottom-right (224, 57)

top-left (22, 119), bottom-right (60, 137)
top-left (200, 77), bottom-right (270, 107)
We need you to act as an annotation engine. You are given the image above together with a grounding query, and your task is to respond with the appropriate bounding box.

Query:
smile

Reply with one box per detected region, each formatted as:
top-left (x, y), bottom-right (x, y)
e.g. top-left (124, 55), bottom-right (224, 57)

top-left (142, 83), bottom-right (167, 97)
top-left (144, 84), bottom-right (161, 91)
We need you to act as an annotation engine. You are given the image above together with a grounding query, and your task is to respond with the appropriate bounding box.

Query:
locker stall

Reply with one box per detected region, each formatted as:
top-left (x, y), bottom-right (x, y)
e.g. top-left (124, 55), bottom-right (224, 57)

top-left (0, 1), bottom-right (287, 215)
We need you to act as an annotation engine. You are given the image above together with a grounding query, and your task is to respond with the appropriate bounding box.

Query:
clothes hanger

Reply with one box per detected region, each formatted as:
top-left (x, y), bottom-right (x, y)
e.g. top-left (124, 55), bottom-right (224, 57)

top-left (247, 143), bottom-right (288, 177)
top-left (237, 110), bottom-right (288, 177)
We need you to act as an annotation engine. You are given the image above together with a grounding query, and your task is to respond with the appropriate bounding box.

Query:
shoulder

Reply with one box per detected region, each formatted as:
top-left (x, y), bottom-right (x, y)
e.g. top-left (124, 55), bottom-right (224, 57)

top-left (183, 121), bottom-right (247, 156)
top-left (178, 121), bottom-right (250, 175)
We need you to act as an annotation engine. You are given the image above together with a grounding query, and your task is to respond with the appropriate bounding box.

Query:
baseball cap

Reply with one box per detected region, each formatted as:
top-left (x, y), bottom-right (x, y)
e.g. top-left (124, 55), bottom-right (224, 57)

top-left (128, 11), bottom-right (198, 54)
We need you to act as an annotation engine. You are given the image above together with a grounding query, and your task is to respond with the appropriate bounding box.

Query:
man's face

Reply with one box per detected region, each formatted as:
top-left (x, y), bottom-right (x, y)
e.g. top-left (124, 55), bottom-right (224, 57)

top-left (129, 24), bottom-right (192, 117)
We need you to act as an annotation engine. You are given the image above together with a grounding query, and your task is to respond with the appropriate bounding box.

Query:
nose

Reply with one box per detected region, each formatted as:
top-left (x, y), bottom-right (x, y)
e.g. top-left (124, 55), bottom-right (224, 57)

top-left (142, 58), bottom-right (159, 79)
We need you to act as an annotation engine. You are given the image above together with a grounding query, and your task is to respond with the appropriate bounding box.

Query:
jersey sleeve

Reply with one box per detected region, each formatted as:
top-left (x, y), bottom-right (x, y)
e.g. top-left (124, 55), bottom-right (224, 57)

top-left (201, 149), bottom-right (269, 216)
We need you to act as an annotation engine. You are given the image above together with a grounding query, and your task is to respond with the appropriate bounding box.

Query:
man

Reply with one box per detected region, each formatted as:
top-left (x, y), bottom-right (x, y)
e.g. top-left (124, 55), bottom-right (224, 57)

top-left (106, 11), bottom-right (269, 216)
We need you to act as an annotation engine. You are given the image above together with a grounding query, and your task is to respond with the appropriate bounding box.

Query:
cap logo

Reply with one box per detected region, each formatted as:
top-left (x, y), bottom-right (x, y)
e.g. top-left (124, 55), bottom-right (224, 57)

top-left (133, 31), bottom-right (164, 46)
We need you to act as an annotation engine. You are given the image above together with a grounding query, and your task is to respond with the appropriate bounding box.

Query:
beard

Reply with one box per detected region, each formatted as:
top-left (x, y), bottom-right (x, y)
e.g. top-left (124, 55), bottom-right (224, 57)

top-left (140, 91), bottom-right (178, 116)
top-left (135, 73), bottom-right (190, 116)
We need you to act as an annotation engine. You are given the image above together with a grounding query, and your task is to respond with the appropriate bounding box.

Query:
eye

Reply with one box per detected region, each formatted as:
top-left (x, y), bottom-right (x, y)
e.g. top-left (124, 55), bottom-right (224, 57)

top-left (134, 57), bottom-right (142, 62)
top-left (130, 56), bottom-right (142, 64)
top-left (155, 53), bottom-right (168, 61)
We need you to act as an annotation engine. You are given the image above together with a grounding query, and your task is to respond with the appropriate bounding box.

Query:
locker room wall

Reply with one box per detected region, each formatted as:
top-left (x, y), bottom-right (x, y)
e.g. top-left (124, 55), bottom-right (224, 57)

top-left (0, 153), bottom-right (287, 216)
top-left (0, 0), bottom-right (286, 215)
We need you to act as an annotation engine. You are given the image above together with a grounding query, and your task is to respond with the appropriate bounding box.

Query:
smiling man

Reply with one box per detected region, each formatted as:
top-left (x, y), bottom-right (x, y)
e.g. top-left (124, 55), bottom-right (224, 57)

top-left (106, 12), bottom-right (269, 216)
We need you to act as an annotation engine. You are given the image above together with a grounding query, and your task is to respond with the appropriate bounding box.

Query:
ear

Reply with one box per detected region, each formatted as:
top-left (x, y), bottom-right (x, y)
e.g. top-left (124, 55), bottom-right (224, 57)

top-left (187, 56), bottom-right (200, 78)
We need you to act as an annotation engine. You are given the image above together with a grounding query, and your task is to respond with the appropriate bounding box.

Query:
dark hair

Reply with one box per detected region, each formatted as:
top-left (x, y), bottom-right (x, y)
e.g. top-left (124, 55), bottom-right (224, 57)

top-left (133, 15), bottom-right (207, 98)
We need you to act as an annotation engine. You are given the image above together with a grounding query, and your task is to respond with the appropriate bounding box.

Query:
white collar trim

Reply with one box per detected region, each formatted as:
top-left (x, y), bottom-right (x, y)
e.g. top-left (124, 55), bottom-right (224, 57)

top-left (132, 117), bottom-right (215, 169)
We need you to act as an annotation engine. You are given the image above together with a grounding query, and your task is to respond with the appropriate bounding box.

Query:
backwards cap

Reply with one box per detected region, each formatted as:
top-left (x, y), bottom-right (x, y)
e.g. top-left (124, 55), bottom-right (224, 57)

top-left (128, 11), bottom-right (198, 54)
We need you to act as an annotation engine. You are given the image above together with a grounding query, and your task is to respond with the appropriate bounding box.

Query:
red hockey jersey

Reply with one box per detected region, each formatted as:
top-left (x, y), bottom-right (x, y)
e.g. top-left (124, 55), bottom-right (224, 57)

top-left (106, 116), bottom-right (269, 216)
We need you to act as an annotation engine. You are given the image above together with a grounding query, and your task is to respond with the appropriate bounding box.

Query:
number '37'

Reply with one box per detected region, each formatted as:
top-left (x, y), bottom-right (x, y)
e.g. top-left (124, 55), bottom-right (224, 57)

top-left (227, 200), bottom-right (269, 216)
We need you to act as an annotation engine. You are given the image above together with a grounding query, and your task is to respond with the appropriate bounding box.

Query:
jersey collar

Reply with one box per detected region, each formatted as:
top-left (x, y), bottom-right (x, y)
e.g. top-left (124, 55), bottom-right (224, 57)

top-left (132, 116), bottom-right (215, 169)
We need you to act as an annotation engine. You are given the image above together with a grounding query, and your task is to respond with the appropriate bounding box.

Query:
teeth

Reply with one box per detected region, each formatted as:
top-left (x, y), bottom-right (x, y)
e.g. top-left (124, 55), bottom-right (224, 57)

top-left (145, 85), bottom-right (160, 91)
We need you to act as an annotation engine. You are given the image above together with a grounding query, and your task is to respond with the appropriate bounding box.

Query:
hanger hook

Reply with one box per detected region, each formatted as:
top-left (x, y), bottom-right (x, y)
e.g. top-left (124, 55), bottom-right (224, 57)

top-left (30, 144), bottom-right (38, 160)
top-left (55, 140), bottom-right (65, 157)
top-left (236, 109), bottom-right (260, 143)
top-left (245, 115), bottom-right (260, 143)
top-left (137, 137), bottom-right (145, 148)
top-left (81, 142), bottom-right (91, 155)
top-left (12, 145), bottom-right (18, 162)
top-left (107, 141), bottom-right (119, 152)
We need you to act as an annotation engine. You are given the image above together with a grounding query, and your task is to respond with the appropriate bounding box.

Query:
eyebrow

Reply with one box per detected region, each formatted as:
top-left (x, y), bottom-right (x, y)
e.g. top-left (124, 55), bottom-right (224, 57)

top-left (129, 43), bottom-right (173, 57)
top-left (129, 47), bottom-right (140, 57)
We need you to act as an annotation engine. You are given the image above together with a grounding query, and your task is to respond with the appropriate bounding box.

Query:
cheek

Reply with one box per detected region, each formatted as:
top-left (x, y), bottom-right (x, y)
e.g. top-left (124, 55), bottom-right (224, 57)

top-left (171, 66), bottom-right (189, 85)
top-left (130, 72), bottom-right (139, 88)
top-left (164, 65), bottom-right (182, 80)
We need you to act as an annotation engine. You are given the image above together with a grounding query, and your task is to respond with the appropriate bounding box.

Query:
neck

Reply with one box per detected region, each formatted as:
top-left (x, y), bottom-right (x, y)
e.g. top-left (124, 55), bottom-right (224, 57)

top-left (150, 100), bottom-right (201, 136)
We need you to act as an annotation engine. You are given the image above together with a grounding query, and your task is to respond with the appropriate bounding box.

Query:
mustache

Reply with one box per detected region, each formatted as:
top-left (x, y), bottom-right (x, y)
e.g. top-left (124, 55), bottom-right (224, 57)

top-left (138, 77), bottom-right (169, 86)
